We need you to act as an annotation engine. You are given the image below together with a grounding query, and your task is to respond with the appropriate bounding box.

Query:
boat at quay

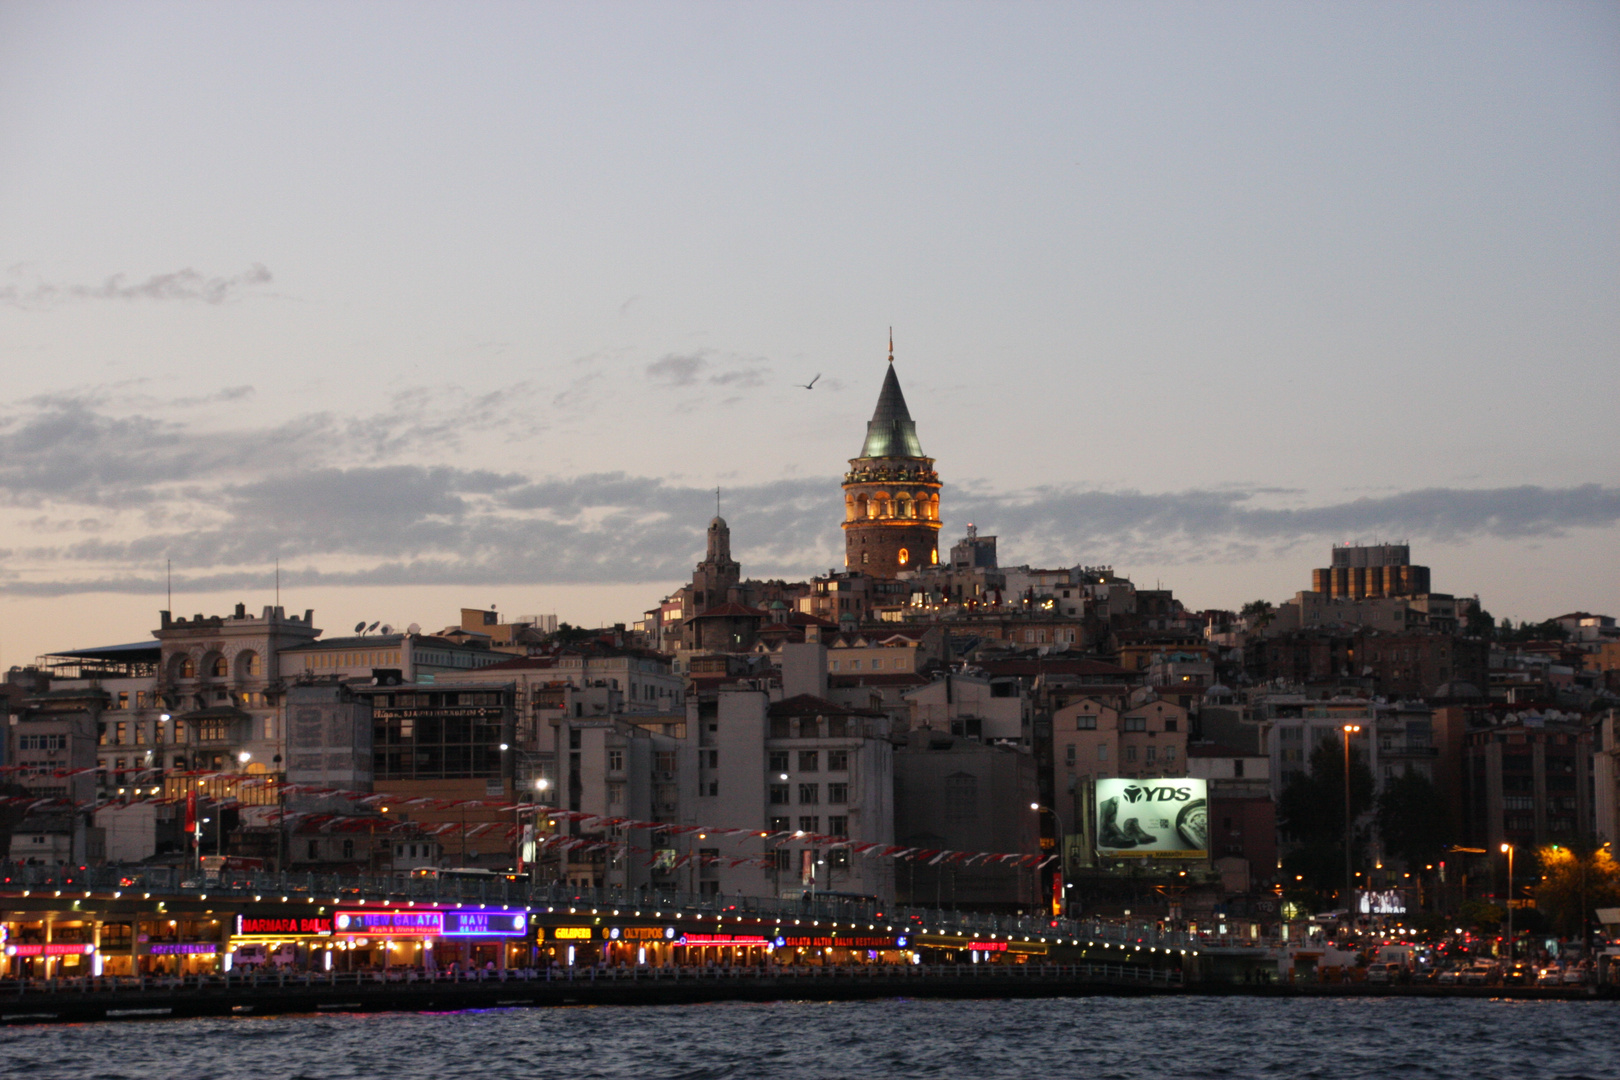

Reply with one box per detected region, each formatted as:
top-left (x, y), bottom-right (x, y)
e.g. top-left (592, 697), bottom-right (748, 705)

top-left (0, 862), bottom-right (1615, 1023)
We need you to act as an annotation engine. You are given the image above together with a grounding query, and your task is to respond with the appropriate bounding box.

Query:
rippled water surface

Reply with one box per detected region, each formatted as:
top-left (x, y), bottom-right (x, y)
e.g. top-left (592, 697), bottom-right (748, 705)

top-left (1, 996), bottom-right (1615, 1079)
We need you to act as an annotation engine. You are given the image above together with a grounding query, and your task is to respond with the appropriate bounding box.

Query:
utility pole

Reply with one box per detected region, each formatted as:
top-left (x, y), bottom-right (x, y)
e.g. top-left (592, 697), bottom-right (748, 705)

top-left (1342, 724), bottom-right (1362, 917)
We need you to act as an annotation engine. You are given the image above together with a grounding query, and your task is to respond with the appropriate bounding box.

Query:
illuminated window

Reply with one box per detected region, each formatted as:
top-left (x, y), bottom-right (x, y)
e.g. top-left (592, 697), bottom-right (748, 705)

top-left (898, 548), bottom-right (909, 566)
top-left (930, 548), bottom-right (938, 564)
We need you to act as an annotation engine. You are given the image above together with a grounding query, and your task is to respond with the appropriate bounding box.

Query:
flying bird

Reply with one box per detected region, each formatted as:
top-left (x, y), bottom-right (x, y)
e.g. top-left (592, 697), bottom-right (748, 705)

top-left (796, 374), bottom-right (821, 390)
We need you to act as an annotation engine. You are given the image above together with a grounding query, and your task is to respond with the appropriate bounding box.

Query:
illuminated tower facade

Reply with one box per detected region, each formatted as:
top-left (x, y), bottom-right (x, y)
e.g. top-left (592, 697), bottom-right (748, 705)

top-left (842, 345), bottom-right (941, 577)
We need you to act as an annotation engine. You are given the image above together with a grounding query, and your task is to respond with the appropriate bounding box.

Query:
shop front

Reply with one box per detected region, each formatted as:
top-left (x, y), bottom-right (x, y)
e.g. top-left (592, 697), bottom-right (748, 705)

top-left (331, 907), bottom-right (443, 974)
top-left (675, 932), bottom-right (771, 968)
top-left (541, 924), bottom-right (600, 968)
top-left (602, 924), bottom-right (679, 968)
top-left (230, 913), bottom-right (335, 973)
top-left (0, 915), bottom-right (100, 978)
top-left (435, 908), bottom-right (531, 974)
top-left (774, 933), bottom-right (914, 966)
top-left (330, 907), bottom-right (533, 974)
top-left (137, 916), bottom-right (228, 976)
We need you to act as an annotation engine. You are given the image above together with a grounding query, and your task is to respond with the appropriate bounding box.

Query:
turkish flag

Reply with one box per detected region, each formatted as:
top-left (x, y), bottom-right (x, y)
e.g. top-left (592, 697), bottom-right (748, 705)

top-left (184, 789), bottom-right (197, 834)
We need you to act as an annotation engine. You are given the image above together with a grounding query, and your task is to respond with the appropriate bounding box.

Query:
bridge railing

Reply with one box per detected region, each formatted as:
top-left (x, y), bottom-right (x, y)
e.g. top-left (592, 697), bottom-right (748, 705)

top-left (0, 961), bottom-right (1182, 999)
top-left (0, 862), bottom-right (1213, 951)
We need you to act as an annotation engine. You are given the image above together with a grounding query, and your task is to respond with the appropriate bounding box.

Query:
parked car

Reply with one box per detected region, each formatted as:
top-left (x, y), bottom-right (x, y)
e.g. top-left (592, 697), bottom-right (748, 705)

top-left (1561, 964), bottom-right (1588, 985)
top-left (1462, 961), bottom-right (1498, 986)
top-left (1536, 966), bottom-right (1563, 987)
top-left (1437, 967), bottom-right (1461, 986)
top-left (1502, 961), bottom-right (1534, 985)
top-left (1366, 962), bottom-right (1402, 985)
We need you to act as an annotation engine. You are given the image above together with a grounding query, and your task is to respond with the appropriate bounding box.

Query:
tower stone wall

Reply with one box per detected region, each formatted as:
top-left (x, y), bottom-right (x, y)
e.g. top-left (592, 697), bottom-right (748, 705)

top-left (842, 356), bottom-right (941, 578)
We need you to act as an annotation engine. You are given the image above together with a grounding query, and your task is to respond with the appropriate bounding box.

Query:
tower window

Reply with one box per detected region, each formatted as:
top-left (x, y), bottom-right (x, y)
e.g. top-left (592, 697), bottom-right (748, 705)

top-left (930, 548), bottom-right (938, 564)
top-left (898, 548), bottom-right (909, 566)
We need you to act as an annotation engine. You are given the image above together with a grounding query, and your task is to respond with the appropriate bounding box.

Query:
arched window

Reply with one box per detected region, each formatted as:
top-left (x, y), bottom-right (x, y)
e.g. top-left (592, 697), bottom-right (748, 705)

top-left (207, 654), bottom-right (228, 679)
top-left (898, 548), bottom-right (910, 566)
top-left (236, 651), bottom-right (260, 680)
top-left (930, 548), bottom-right (939, 564)
top-left (170, 654), bottom-right (195, 681)
top-left (856, 494), bottom-right (870, 519)
top-left (897, 497), bottom-right (913, 519)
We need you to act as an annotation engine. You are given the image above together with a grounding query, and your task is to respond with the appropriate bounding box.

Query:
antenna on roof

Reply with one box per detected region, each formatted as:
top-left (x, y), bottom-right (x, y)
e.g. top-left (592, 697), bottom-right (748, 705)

top-left (380, 624), bottom-right (393, 635)
top-left (365, 621), bottom-right (380, 634)
top-left (406, 622), bottom-right (422, 635)
top-left (354, 621), bottom-right (366, 634)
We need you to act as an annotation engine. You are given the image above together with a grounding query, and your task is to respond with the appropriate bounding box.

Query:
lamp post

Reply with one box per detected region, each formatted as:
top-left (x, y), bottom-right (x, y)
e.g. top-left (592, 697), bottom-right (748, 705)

top-left (530, 778), bottom-right (550, 888)
top-left (1031, 803), bottom-right (1067, 918)
top-left (1342, 724), bottom-right (1362, 918)
top-left (1500, 842), bottom-right (1514, 960)
top-left (272, 753), bottom-right (285, 877)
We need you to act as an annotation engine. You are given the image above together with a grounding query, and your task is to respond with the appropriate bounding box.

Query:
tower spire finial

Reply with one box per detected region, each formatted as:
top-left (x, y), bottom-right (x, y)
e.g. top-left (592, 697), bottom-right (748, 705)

top-left (888, 327), bottom-right (894, 363)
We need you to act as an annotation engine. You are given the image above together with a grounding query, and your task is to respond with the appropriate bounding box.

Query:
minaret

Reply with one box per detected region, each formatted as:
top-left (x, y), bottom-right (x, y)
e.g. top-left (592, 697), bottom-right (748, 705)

top-left (841, 337), bottom-right (941, 576)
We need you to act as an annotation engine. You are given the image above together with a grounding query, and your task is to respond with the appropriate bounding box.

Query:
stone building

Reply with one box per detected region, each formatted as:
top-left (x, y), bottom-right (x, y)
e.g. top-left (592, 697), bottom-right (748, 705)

top-left (842, 346), bottom-right (942, 577)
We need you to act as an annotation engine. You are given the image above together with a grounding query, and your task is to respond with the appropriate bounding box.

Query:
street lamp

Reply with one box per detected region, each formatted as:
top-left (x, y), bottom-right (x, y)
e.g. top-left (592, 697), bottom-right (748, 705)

top-left (272, 753), bottom-right (285, 876)
top-left (1500, 842), bottom-right (1514, 960)
top-left (1031, 803), bottom-right (1066, 917)
top-left (1342, 724), bottom-right (1362, 918)
top-left (521, 778), bottom-right (552, 884)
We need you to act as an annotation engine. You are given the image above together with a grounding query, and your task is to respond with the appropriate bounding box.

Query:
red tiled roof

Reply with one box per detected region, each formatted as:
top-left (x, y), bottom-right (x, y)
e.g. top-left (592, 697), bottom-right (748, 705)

top-left (767, 693), bottom-right (883, 718)
top-left (978, 658), bottom-right (1130, 677)
top-left (828, 673), bottom-right (929, 688)
top-left (687, 602), bottom-right (767, 622)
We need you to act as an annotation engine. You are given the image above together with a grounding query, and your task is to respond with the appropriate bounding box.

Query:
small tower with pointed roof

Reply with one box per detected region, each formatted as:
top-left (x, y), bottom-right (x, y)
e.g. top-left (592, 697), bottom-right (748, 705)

top-left (841, 337), bottom-right (941, 577)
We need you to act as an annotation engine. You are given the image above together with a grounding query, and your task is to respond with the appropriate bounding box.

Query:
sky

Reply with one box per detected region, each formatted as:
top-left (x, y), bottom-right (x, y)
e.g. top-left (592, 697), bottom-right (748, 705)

top-left (0, 1), bottom-right (1616, 659)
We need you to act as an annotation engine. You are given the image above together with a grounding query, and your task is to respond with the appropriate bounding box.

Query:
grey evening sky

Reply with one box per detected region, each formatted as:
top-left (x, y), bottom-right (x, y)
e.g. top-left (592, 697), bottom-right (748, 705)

top-left (0, 2), bottom-right (1616, 654)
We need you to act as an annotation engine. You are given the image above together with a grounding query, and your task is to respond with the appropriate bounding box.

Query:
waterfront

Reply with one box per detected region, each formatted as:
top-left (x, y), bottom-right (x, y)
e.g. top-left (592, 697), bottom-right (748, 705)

top-left (1, 996), bottom-right (1615, 1080)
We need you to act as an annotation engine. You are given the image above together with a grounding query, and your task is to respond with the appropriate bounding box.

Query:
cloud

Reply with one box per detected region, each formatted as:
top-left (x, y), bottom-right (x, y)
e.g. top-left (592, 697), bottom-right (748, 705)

top-left (646, 351), bottom-right (772, 390)
top-left (0, 394), bottom-right (1615, 598)
top-left (1, 265), bottom-right (273, 308)
top-left (646, 353), bottom-right (706, 387)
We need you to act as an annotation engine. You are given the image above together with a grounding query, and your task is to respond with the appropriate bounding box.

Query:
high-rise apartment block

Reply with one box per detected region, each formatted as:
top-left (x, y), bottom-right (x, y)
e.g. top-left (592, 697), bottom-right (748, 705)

top-left (1311, 543), bottom-right (1431, 599)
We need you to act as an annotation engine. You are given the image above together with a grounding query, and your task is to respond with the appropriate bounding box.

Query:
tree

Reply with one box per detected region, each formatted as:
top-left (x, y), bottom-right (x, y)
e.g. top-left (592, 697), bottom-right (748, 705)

top-left (1533, 843), bottom-right (1620, 941)
top-left (1277, 738), bottom-right (1376, 901)
top-left (1458, 899), bottom-right (1504, 934)
top-left (1376, 770), bottom-right (1453, 868)
top-left (1463, 605), bottom-right (1495, 638)
top-left (1240, 599), bottom-right (1275, 630)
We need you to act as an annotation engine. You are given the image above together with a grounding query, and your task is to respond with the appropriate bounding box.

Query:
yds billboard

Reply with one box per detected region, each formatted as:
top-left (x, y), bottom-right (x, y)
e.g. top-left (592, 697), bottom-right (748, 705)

top-left (1094, 778), bottom-right (1208, 858)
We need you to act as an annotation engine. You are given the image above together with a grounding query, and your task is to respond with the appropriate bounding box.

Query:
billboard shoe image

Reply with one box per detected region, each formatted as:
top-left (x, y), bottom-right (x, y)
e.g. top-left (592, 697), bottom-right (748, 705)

top-left (1098, 795), bottom-right (1136, 848)
top-left (1176, 799), bottom-right (1207, 853)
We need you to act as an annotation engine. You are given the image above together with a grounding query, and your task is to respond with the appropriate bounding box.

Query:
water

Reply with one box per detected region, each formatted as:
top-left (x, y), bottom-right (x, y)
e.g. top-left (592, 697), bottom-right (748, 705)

top-left (0, 996), bottom-right (1614, 1079)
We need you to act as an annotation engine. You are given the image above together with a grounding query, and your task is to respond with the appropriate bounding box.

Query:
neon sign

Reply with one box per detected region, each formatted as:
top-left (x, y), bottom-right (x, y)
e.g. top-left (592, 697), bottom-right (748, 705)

top-left (678, 934), bottom-right (770, 946)
top-left (237, 915), bottom-right (333, 936)
top-left (442, 910), bottom-right (528, 937)
top-left (333, 909), bottom-right (443, 936)
top-left (6, 943), bottom-right (96, 957)
top-left (775, 935), bottom-right (906, 950)
top-left (605, 926), bottom-right (677, 941)
top-left (148, 943), bottom-right (218, 956)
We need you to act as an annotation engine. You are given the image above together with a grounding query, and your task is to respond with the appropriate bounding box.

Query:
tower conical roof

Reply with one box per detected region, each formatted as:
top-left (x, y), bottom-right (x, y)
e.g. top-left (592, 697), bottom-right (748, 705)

top-left (859, 363), bottom-right (925, 458)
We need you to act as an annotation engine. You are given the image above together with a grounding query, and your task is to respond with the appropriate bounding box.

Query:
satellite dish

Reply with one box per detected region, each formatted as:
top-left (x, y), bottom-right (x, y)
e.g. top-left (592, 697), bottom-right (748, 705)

top-left (366, 621), bottom-right (380, 634)
top-left (406, 622), bottom-right (422, 635)
top-left (354, 621), bottom-right (366, 634)
top-left (380, 624), bottom-right (393, 635)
